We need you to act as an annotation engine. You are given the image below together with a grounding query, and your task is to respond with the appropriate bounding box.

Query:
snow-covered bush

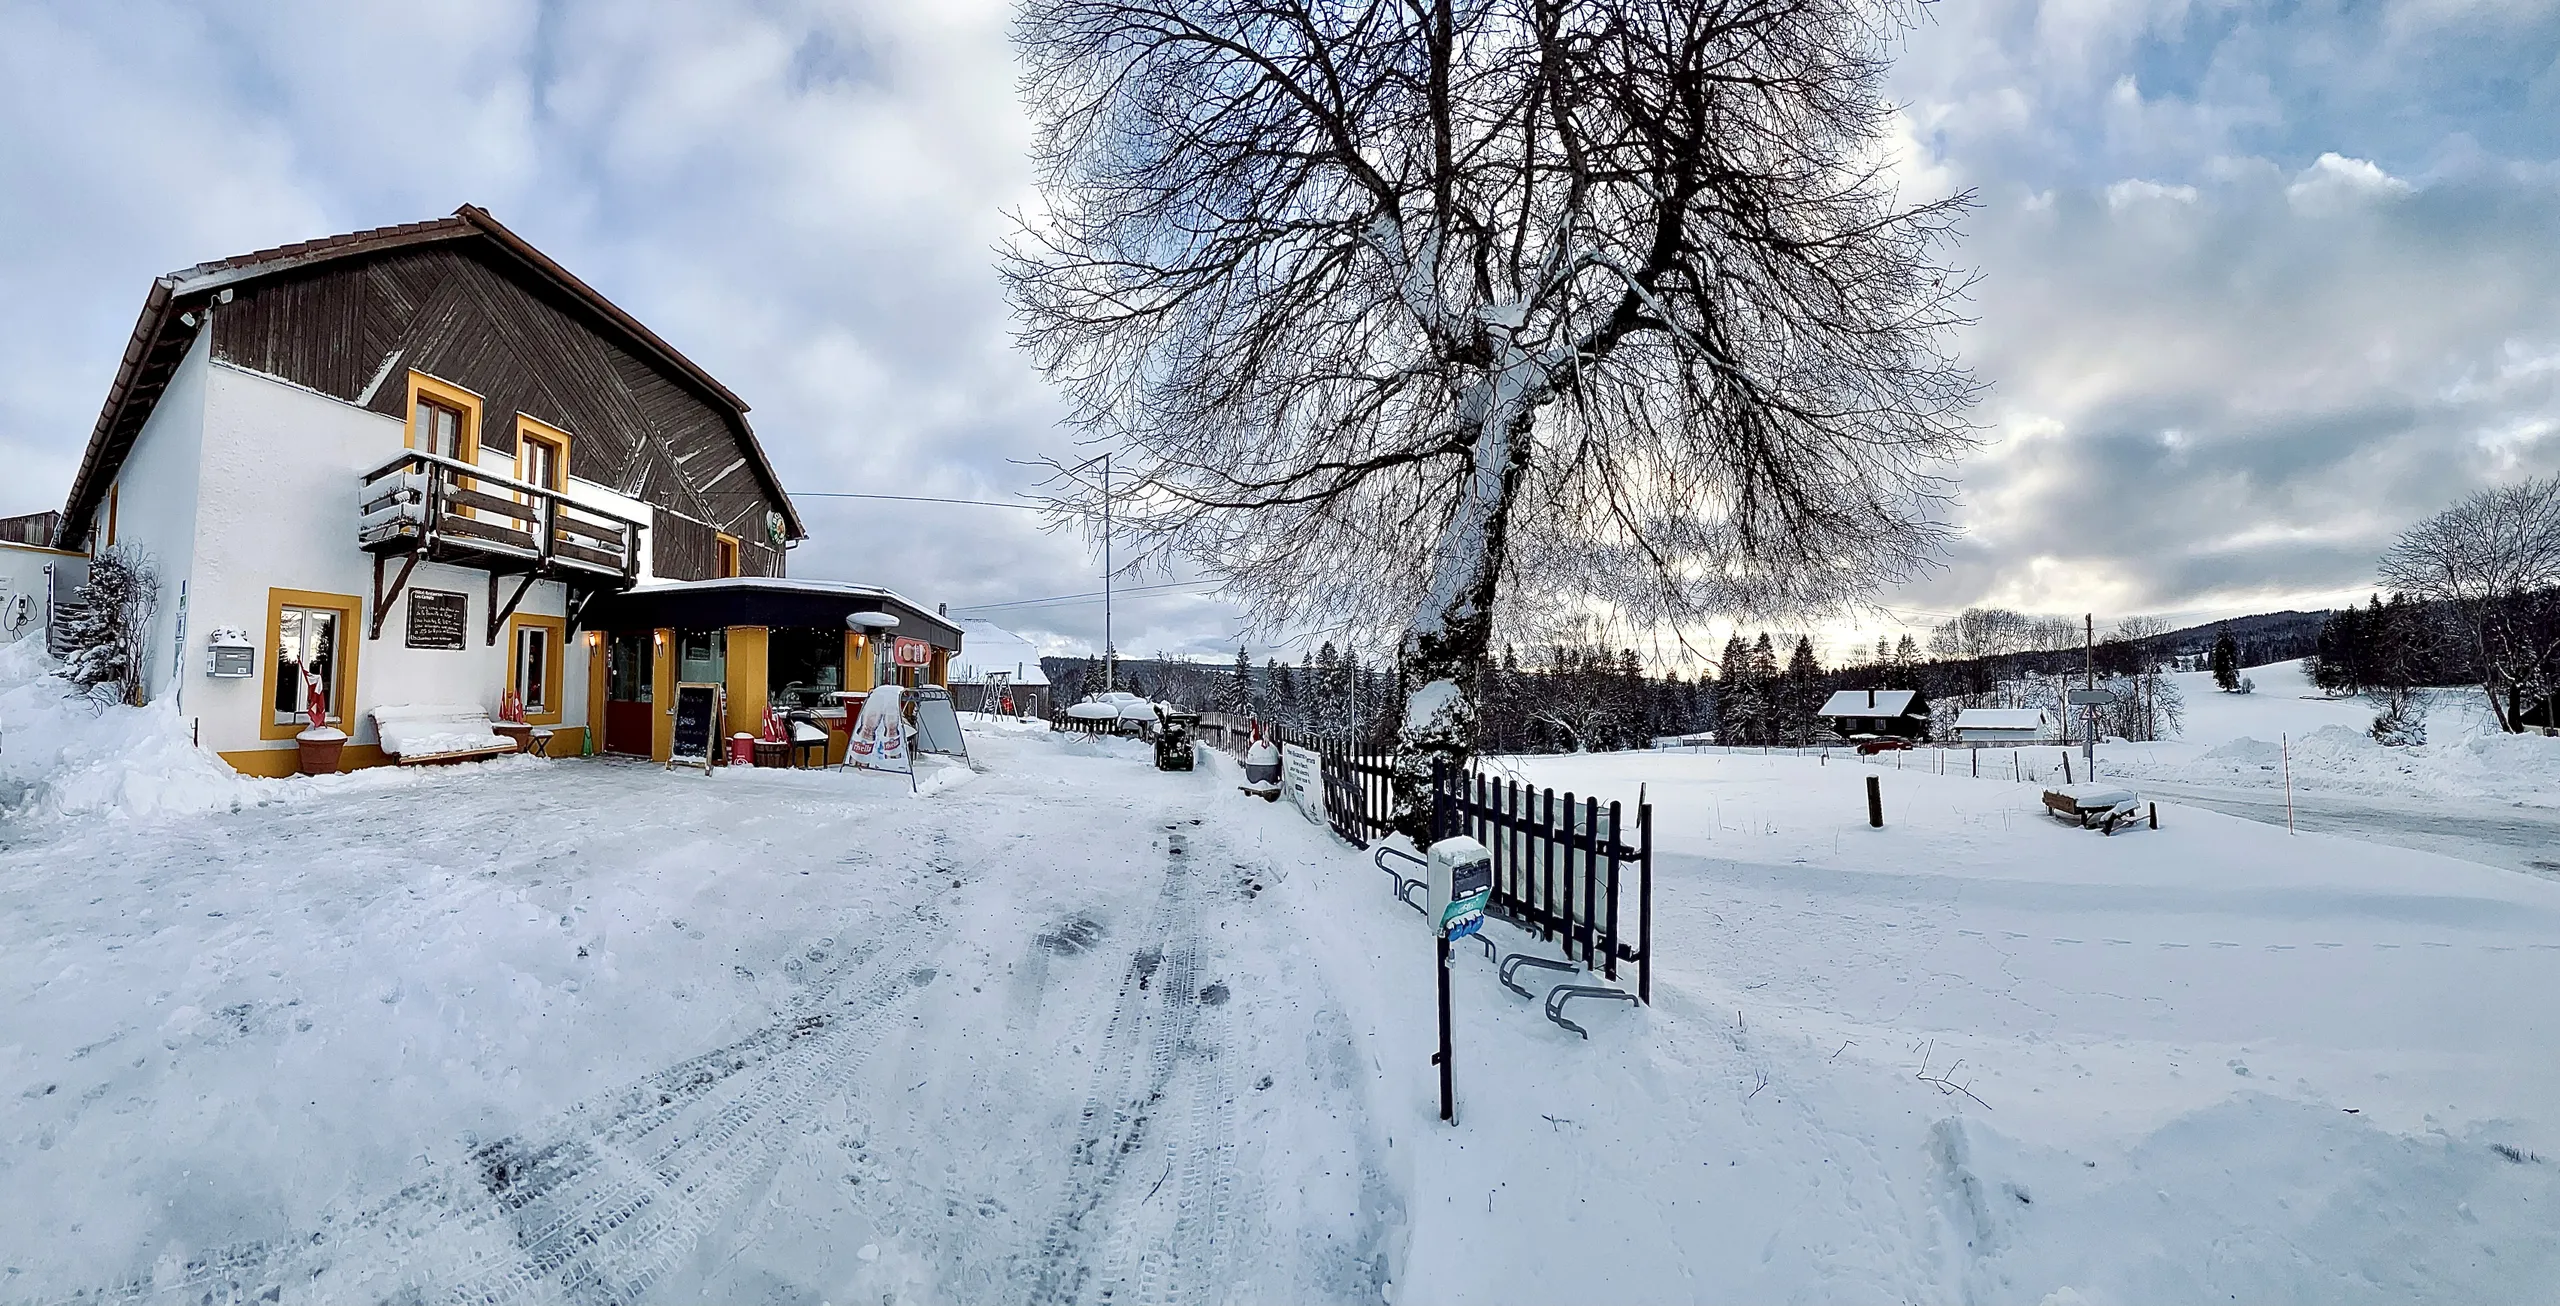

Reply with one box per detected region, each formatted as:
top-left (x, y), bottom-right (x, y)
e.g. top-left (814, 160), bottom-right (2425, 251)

top-left (2370, 690), bottom-right (2427, 747)
top-left (53, 545), bottom-right (157, 706)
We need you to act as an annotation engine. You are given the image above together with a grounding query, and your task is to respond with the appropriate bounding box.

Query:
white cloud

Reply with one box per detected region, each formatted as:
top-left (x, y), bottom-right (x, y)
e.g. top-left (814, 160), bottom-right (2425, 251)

top-left (2105, 178), bottom-right (2201, 207)
top-left (2286, 152), bottom-right (2414, 213)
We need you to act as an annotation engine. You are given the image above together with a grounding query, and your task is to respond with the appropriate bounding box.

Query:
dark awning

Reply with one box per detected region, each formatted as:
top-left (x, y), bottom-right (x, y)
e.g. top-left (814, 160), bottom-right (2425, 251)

top-left (583, 578), bottom-right (962, 650)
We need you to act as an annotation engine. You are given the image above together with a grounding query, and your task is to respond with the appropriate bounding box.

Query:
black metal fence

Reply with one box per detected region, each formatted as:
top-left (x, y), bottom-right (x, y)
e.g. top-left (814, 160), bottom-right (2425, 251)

top-left (1318, 741), bottom-right (1398, 848)
top-left (1431, 760), bottom-right (1653, 1004)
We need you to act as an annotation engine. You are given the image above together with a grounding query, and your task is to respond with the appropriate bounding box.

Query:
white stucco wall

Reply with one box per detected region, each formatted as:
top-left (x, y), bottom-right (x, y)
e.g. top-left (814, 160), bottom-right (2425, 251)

top-left (99, 326), bottom-right (210, 704)
top-left (180, 360), bottom-right (591, 762)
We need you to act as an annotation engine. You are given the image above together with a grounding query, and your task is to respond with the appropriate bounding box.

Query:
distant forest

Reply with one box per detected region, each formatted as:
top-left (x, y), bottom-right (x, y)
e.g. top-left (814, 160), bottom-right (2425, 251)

top-left (1031, 592), bottom-right (2560, 754)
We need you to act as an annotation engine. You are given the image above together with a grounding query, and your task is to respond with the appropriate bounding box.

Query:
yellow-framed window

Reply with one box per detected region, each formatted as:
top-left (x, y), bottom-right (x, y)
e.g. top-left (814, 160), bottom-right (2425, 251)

top-left (515, 415), bottom-right (571, 493)
top-left (507, 612), bottom-right (568, 725)
top-left (405, 371), bottom-right (484, 516)
top-left (715, 532), bottom-right (740, 578)
top-left (261, 587), bottom-right (364, 741)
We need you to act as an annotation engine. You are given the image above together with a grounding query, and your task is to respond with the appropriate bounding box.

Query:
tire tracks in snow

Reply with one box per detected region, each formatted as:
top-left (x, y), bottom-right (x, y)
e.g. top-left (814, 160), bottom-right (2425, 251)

top-left (36, 878), bottom-right (956, 1306)
top-left (1024, 813), bottom-right (1249, 1306)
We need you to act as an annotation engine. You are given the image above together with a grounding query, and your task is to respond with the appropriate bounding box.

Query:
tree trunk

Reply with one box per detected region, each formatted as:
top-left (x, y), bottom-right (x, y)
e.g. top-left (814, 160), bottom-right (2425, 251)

top-left (1390, 400), bottom-right (1536, 844)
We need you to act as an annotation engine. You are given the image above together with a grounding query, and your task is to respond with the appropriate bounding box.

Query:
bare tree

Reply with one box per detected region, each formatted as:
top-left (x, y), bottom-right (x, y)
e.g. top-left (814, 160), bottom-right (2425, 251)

top-left (1009, 0), bottom-right (1979, 832)
top-left (2377, 474), bottom-right (2560, 731)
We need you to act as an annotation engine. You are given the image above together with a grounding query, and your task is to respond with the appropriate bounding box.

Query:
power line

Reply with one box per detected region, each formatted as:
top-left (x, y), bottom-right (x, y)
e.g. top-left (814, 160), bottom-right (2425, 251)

top-left (794, 492), bottom-right (1048, 511)
top-left (952, 580), bottom-right (1219, 614)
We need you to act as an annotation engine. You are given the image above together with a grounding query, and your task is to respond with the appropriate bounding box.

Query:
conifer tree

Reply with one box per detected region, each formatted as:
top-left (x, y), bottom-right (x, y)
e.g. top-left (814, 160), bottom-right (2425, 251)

top-left (2211, 627), bottom-right (2241, 692)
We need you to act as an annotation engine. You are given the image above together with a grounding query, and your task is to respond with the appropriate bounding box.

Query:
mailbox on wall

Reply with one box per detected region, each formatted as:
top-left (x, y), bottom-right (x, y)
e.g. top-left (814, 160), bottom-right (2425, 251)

top-left (205, 628), bottom-right (255, 678)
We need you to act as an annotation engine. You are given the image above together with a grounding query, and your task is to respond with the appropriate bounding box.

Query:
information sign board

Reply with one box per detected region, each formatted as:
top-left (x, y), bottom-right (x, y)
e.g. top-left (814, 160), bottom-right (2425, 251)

top-left (668, 682), bottom-right (723, 773)
top-left (2066, 688), bottom-right (2118, 706)
top-left (406, 589), bottom-right (467, 650)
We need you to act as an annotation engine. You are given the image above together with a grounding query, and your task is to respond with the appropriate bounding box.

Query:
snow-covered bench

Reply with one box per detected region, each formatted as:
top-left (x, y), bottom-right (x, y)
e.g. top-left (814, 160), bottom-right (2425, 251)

top-left (372, 704), bottom-right (515, 766)
top-left (2042, 784), bottom-right (2152, 833)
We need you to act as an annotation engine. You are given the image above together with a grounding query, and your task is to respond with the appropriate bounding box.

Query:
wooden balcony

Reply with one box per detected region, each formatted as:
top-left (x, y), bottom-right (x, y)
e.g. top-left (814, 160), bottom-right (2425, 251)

top-left (357, 450), bottom-right (645, 643)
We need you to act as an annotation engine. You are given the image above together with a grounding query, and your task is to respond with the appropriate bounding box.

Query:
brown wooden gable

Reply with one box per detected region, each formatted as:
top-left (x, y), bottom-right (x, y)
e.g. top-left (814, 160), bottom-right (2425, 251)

top-left (210, 243), bottom-right (787, 579)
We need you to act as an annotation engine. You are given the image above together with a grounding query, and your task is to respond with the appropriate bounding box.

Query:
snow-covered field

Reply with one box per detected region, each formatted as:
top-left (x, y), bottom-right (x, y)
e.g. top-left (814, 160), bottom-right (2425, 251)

top-left (2098, 659), bottom-right (2559, 812)
top-left (4, 646), bottom-right (2558, 1304)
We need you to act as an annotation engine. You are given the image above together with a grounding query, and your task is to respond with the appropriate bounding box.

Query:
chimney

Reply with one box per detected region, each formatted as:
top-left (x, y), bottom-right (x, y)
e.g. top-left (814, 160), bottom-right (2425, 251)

top-left (938, 602), bottom-right (947, 616)
top-left (1867, 687), bottom-right (1876, 708)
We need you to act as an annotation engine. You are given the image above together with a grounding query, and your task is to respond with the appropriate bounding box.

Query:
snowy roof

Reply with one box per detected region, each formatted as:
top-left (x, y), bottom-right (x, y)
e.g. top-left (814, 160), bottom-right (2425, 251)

top-left (592, 577), bottom-right (961, 647)
top-left (949, 619), bottom-right (1050, 686)
top-left (1954, 708), bottom-right (2050, 731)
top-left (1817, 689), bottom-right (1919, 718)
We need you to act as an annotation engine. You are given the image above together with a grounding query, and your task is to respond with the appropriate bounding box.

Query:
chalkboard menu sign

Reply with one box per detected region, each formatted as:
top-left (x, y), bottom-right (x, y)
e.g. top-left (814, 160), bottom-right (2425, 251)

top-left (406, 589), bottom-right (467, 650)
top-left (668, 682), bottom-right (723, 773)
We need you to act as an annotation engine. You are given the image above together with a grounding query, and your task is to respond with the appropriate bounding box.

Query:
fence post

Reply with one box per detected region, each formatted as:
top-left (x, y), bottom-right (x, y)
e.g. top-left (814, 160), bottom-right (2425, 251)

top-left (1582, 795), bottom-right (1600, 968)
top-left (1604, 800), bottom-right (1622, 982)
top-left (1429, 757), bottom-right (1450, 844)
top-left (1638, 799), bottom-right (1652, 1005)
top-left (1545, 789), bottom-right (1562, 947)
top-left (1866, 775), bottom-right (1883, 828)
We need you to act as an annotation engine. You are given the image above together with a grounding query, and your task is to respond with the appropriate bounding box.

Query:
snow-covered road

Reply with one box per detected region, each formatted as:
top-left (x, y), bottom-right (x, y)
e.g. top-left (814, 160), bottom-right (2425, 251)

top-left (0, 733), bottom-right (1393, 1304)
top-left (7, 696), bottom-right (2559, 1304)
top-left (2129, 779), bottom-right (2560, 880)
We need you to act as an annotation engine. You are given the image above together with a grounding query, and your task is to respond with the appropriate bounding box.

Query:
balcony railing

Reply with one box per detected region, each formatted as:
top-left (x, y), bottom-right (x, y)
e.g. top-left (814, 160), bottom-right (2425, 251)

top-left (357, 450), bottom-right (645, 643)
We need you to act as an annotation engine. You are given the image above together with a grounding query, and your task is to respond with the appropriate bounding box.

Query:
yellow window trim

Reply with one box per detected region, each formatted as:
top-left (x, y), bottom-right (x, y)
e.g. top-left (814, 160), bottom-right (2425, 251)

top-left (514, 414), bottom-right (572, 492)
top-left (506, 612), bottom-right (569, 726)
top-left (404, 371), bottom-right (483, 517)
top-left (715, 532), bottom-right (741, 578)
top-left (402, 370), bottom-right (483, 460)
top-left (260, 587), bottom-right (365, 742)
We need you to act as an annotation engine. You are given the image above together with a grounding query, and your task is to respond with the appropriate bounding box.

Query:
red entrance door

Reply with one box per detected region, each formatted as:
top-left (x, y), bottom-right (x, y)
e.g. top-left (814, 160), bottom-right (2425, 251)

top-left (605, 630), bottom-right (655, 755)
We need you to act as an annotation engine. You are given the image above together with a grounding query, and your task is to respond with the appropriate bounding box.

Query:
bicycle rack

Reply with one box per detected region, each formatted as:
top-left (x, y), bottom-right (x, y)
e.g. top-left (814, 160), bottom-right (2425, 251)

top-left (1499, 953), bottom-right (1579, 1000)
top-left (1374, 846), bottom-right (1429, 917)
top-left (1545, 985), bottom-right (1639, 1039)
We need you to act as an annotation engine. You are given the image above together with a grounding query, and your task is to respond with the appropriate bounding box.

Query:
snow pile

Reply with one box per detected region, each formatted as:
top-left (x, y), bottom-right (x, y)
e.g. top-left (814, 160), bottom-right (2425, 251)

top-left (2104, 660), bottom-right (2560, 811)
top-left (2197, 736), bottom-right (2286, 768)
top-left (0, 639), bottom-right (270, 825)
top-left (2179, 716), bottom-right (2560, 807)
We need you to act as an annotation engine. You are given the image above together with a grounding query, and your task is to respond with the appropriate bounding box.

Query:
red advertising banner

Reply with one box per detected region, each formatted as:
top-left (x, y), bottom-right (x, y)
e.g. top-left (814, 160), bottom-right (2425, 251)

top-left (893, 636), bottom-right (932, 667)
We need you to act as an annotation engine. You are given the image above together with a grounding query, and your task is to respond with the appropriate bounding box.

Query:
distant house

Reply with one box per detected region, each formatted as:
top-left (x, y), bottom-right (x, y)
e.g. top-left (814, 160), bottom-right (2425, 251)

top-left (2521, 690), bottom-right (2557, 733)
top-left (1816, 688), bottom-right (1929, 740)
top-left (1952, 707), bottom-right (2053, 744)
top-left (949, 617), bottom-right (1051, 718)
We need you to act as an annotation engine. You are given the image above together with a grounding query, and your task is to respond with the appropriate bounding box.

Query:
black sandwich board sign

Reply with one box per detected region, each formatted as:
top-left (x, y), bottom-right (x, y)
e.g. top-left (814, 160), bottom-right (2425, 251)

top-left (669, 682), bottom-right (724, 773)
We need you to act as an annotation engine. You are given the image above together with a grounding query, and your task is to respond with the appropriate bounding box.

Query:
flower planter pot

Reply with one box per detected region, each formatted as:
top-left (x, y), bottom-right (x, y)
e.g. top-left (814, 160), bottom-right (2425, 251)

top-left (296, 727), bottom-right (348, 775)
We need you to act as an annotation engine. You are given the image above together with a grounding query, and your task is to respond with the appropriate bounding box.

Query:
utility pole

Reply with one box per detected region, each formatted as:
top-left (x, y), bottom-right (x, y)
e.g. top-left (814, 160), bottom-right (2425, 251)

top-left (2083, 613), bottom-right (2096, 778)
top-left (1100, 453), bottom-right (1111, 691)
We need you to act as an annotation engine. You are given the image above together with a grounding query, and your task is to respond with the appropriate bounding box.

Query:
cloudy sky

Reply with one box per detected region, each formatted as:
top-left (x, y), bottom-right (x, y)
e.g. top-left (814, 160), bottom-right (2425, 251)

top-left (2, 0), bottom-right (2554, 668)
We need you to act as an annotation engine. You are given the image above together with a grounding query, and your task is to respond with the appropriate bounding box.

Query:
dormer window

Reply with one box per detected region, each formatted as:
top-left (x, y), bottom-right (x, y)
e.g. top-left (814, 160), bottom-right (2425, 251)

top-left (416, 396), bottom-right (466, 459)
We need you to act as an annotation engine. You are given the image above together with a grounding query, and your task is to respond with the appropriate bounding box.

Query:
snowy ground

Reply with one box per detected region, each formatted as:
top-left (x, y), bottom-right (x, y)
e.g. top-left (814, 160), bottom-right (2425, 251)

top-left (4, 649), bottom-right (2559, 1303)
top-left (2087, 660), bottom-right (2560, 878)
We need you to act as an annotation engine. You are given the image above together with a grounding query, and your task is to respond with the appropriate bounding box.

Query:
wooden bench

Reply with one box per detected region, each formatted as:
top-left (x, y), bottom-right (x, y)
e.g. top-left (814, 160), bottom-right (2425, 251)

top-left (373, 704), bottom-right (516, 766)
top-left (2042, 784), bottom-right (2151, 833)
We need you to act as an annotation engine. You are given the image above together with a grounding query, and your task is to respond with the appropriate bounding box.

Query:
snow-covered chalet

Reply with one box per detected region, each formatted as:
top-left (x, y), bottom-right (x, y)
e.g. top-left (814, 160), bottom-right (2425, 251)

top-left (45, 206), bottom-right (959, 773)
top-left (1815, 687), bottom-right (1931, 741)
